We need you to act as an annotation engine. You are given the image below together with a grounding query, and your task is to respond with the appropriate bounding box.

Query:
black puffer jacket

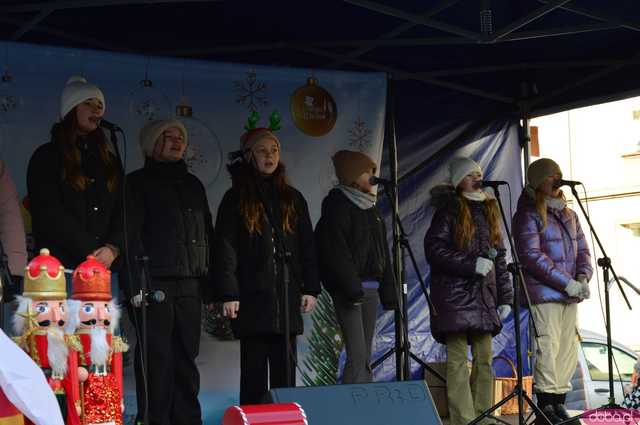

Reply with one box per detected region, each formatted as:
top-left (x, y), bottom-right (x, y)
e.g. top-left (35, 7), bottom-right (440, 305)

top-left (124, 159), bottom-right (214, 298)
top-left (315, 188), bottom-right (397, 309)
top-left (424, 185), bottom-right (513, 344)
top-left (214, 164), bottom-right (321, 337)
top-left (27, 138), bottom-right (123, 269)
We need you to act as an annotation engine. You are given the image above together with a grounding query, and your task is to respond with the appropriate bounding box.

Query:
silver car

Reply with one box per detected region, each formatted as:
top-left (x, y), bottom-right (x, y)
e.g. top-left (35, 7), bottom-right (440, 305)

top-left (565, 329), bottom-right (638, 410)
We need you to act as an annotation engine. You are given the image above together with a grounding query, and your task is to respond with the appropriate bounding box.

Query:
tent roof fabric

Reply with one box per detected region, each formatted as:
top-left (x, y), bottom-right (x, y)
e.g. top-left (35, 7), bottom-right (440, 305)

top-left (1, 0), bottom-right (638, 117)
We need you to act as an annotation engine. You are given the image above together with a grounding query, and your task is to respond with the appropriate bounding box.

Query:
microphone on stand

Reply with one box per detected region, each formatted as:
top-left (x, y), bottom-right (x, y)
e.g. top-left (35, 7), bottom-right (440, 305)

top-left (481, 180), bottom-right (509, 189)
top-left (227, 149), bottom-right (248, 163)
top-left (131, 290), bottom-right (166, 308)
top-left (553, 179), bottom-right (583, 189)
top-left (99, 119), bottom-right (122, 132)
top-left (369, 176), bottom-right (392, 186)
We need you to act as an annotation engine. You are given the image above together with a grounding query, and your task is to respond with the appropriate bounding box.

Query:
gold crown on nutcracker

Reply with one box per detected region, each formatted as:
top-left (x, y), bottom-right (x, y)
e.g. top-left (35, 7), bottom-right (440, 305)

top-left (71, 255), bottom-right (112, 301)
top-left (23, 248), bottom-right (66, 300)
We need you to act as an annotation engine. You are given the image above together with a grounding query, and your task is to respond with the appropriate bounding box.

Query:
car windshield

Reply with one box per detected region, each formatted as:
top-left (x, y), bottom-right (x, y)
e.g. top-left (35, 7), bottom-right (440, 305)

top-left (582, 342), bottom-right (638, 382)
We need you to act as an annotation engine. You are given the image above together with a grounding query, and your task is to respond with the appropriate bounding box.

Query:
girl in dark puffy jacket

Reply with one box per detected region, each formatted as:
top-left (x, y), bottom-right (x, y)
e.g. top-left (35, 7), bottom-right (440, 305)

top-left (214, 123), bottom-right (320, 404)
top-left (315, 150), bottom-right (397, 384)
top-left (424, 157), bottom-right (513, 425)
top-left (513, 158), bottom-right (592, 425)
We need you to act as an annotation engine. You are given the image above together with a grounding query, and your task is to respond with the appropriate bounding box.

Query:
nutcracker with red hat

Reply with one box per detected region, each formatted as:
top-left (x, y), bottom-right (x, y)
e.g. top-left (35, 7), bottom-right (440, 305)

top-left (67, 255), bottom-right (127, 425)
top-left (11, 249), bottom-right (82, 425)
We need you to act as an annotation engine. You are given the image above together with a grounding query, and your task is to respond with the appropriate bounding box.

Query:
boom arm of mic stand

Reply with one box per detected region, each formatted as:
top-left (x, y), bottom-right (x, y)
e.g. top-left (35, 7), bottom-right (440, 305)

top-left (570, 186), bottom-right (631, 310)
top-left (611, 277), bottom-right (640, 297)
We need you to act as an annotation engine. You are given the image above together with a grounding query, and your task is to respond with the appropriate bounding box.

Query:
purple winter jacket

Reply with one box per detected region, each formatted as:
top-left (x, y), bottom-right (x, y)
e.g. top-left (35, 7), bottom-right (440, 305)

top-left (512, 189), bottom-right (593, 305)
top-left (424, 186), bottom-right (513, 344)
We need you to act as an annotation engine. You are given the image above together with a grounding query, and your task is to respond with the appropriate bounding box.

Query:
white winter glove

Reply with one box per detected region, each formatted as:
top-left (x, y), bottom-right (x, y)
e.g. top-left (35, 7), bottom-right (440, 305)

top-left (475, 257), bottom-right (494, 277)
top-left (565, 279), bottom-right (582, 298)
top-left (130, 293), bottom-right (144, 308)
top-left (577, 275), bottom-right (591, 299)
top-left (497, 304), bottom-right (511, 321)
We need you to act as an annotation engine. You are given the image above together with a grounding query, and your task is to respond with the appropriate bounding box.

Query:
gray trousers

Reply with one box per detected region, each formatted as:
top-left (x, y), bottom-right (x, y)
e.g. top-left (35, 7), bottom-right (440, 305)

top-left (332, 287), bottom-right (380, 384)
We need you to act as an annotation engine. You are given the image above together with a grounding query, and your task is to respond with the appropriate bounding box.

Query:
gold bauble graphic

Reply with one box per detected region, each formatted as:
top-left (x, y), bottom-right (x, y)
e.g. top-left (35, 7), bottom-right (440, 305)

top-left (290, 77), bottom-right (337, 137)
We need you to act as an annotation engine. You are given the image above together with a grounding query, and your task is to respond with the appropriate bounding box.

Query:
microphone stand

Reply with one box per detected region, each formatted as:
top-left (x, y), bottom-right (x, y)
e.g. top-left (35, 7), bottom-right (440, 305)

top-left (567, 184), bottom-right (632, 408)
top-left (135, 255), bottom-right (151, 425)
top-left (254, 180), bottom-right (295, 388)
top-left (103, 123), bottom-right (152, 425)
top-left (106, 126), bottom-right (124, 170)
top-left (370, 184), bottom-right (444, 384)
top-left (469, 185), bottom-right (549, 425)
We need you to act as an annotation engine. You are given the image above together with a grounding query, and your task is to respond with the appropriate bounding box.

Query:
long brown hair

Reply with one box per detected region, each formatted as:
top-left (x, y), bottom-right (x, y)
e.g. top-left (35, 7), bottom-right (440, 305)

top-left (455, 190), bottom-right (503, 250)
top-left (534, 189), bottom-right (548, 231)
top-left (228, 161), bottom-right (297, 235)
top-left (51, 109), bottom-right (119, 192)
top-left (533, 187), bottom-right (566, 231)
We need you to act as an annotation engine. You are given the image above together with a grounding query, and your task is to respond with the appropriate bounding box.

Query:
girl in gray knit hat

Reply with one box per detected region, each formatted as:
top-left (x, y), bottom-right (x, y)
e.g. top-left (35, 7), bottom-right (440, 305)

top-left (513, 157), bottom-right (593, 425)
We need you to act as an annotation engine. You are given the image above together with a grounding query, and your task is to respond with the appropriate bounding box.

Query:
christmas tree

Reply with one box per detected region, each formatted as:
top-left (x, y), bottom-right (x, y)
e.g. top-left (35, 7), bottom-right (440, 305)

top-left (301, 288), bottom-right (344, 386)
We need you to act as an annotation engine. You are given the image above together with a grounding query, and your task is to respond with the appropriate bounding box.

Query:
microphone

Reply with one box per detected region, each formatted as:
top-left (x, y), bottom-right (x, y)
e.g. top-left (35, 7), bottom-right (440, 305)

top-left (484, 247), bottom-right (498, 262)
top-left (553, 179), bottom-right (582, 189)
top-left (99, 119), bottom-right (122, 132)
top-left (369, 176), bottom-right (392, 186)
top-left (131, 290), bottom-right (166, 307)
top-left (227, 149), bottom-right (246, 162)
top-left (481, 180), bottom-right (508, 188)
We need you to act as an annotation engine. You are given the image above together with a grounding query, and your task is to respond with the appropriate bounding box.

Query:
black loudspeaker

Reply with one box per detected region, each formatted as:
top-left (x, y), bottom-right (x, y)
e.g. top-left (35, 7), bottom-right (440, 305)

top-left (267, 380), bottom-right (442, 425)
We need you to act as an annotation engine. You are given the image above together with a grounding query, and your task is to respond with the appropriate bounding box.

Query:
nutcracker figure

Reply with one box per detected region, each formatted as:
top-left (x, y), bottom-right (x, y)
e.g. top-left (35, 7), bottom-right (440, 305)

top-left (68, 255), bottom-right (127, 425)
top-left (12, 248), bottom-right (81, 425)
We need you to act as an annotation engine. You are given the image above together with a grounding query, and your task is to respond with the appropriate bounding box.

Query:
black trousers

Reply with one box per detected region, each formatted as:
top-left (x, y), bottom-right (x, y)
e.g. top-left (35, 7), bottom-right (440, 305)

top-left (133, 293), bottom-right (202, 425)
top-left (240, 334), bottom-right (297, 405)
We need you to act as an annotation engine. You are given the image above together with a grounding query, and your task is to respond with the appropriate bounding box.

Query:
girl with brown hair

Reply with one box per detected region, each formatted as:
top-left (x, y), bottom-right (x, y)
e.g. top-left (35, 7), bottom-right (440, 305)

top-left (424, 157), bottom-right (513, 425)
top-left (27, 76), bottom-right (123, 271)
top-left (214, 121), bottom-right (320, 404)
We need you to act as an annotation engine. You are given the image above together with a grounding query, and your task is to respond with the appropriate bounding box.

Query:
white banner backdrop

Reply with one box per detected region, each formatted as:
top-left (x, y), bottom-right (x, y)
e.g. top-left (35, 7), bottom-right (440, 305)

top-left (0, 41), bottom-right (387, 423)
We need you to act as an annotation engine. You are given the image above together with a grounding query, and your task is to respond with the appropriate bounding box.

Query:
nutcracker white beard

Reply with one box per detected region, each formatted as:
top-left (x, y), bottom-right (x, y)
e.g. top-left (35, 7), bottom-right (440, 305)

top-left (47, 327), bottom-right (68, 376)
top-left (89, 327), bottom-right (110, 366)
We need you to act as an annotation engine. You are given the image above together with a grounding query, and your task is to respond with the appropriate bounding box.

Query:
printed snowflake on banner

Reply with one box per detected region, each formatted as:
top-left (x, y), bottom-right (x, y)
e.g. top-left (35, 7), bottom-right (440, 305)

top-left (0, 94), bottom-right (18, 113)
top-left (234, 70), bottom-right (268, 112)
top-left (348, 116), bottom-right (372, 151)
top-left (134, 99), bottom-right (163, 121)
